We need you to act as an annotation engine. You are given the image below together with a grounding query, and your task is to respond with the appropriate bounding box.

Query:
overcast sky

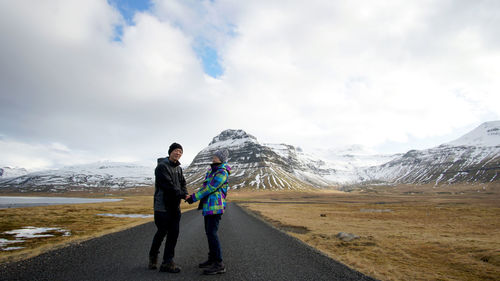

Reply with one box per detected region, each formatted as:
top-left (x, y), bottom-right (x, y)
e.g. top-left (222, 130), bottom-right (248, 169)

top-left (1, 0), bottom-right (499, 170)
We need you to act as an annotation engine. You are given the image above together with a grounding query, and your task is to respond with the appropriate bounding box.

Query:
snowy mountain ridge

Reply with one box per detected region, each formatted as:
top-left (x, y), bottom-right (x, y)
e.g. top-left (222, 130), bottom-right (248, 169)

top-left (362, 121), bottom-right (500, 185)
top-left (184, 130), bottom-right (336, 189)
top-left (0, 166), bottom-right (29, 179)
top-left (186, 122), bottom-right (499, 188)
top-left (445, 121), bottom-right (500, 147)
top-left (0, 161), bottom-right (153, 192)
top-left (1, 121), bottom-right (499, 192)
top-left (183, 129), bottom-right (400, 189)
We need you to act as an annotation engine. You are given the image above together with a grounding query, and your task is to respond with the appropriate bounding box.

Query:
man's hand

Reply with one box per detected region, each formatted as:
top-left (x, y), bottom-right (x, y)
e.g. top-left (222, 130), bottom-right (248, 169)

top-left (185, 195), bottom-right (194, 204)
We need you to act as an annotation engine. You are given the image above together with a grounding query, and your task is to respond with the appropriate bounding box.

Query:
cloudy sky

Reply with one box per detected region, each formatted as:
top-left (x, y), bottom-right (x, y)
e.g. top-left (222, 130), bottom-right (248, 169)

top-left (1, 0), bottom-right (499, 170)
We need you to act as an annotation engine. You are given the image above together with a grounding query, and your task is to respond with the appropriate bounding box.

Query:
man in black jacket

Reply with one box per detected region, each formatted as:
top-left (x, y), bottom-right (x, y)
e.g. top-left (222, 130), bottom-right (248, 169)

top-left (148, 142), bottom-right (188, 273)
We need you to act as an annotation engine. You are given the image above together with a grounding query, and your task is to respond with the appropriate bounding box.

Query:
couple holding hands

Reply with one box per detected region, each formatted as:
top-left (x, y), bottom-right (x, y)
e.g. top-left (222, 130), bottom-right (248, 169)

top-left (148, 142), bottom-right (230, 275)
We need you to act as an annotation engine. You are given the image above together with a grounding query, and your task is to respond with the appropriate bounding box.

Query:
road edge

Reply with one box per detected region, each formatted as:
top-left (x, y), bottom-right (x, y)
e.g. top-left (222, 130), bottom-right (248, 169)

top-left (234, 202), bottom-right (379, 281)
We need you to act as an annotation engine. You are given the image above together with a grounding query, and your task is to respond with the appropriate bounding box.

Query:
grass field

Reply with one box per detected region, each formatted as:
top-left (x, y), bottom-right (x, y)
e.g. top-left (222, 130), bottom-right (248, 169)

top-left (0, 189), bottom-right (196, 263)
top-left (232, 184), bottom-right (500, 281)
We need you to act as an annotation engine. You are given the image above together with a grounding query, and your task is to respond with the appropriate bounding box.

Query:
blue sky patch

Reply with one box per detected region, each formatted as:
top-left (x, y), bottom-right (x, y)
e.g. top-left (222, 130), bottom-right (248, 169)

top-left (108, 0), bottom-right (151, 41)
top-left (109, 0), bottom-right (223, 77)
top-left (195, 42), bottom-right (224, 78)
top-left (108, 0), bottom-right (151, 25)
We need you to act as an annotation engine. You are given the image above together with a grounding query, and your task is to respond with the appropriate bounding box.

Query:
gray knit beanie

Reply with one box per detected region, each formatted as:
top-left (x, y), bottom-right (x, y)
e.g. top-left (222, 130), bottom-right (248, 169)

top-left (214, 149), bottom-right (229, 163)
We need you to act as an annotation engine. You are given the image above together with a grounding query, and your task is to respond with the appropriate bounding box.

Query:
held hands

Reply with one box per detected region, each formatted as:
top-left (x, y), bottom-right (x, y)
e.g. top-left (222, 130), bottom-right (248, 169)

top-left (185, 194), bottom-right (194, 204)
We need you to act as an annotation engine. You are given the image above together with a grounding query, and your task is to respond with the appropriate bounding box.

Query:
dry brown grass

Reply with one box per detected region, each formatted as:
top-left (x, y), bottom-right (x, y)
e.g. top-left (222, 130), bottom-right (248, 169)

top-left (233, 184), bottom-right (500, 281)
top-left (0, 190), bottom-right (196, 263)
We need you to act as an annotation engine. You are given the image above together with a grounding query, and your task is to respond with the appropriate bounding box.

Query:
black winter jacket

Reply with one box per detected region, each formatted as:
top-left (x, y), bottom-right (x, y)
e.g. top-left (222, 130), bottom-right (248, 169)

top-left (153, 157), bottom-right (188, 212)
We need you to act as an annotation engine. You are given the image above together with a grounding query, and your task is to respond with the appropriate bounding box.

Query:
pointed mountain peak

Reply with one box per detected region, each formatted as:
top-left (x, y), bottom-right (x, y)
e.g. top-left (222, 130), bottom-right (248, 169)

top-left (208, 129), bottom-right (258, 147)
top-left (446, 120), bottom-right (500, 147)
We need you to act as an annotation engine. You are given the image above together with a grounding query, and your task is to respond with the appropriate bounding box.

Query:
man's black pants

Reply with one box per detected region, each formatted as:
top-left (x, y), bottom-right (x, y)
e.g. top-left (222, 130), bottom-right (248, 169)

top-left (149, 210), bottom-right (181, 263)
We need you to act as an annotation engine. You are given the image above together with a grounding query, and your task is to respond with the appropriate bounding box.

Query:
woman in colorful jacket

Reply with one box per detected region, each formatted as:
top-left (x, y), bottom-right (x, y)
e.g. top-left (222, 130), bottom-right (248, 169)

top-left (186, 149), bottom-right (230, 275)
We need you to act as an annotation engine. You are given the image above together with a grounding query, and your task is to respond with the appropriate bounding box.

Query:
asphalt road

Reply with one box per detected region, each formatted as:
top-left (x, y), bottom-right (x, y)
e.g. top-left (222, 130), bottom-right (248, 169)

top-left (0, 203), bottom-right (377, 281)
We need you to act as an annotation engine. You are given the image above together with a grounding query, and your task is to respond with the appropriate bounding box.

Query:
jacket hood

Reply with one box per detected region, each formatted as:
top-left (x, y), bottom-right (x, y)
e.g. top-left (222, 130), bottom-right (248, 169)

top-left (210, 162), bottom-right (231, 175)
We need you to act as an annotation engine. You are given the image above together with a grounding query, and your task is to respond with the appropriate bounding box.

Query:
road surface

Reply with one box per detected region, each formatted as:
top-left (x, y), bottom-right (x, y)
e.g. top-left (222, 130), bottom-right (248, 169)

top-left (0, 203), bottom-right (377, 281)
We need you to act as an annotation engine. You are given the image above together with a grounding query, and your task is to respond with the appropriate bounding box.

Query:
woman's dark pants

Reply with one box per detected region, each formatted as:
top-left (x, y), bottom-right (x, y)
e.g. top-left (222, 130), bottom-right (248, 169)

top-left (149, 210), bottom-right (181, 263)
top-left (204, 214), bottom-right (222, 262)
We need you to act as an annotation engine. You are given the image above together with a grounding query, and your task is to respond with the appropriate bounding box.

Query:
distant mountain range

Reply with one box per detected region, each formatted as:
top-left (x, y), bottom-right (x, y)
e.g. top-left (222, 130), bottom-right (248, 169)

top-left (0, 162), bottom-right (153, 192)
top-left (185, 121), bottom-right (499, 189)
top-left (183, 130), bottom-right (399, 189)
top-left (1, 121), bottom-right (499, 192)
top-left (361, 121), bottom-right (500, 185)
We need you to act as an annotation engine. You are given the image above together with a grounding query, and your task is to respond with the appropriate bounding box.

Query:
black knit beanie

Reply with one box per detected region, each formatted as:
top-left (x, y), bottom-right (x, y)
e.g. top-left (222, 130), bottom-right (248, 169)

top-left (168, 142), bottom-right (183, 155)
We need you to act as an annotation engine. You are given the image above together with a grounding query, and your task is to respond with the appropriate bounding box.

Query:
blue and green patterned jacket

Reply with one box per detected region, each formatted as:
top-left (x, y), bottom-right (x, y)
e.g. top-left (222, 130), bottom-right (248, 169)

top-left (191, 162), bottom-right (231, 216)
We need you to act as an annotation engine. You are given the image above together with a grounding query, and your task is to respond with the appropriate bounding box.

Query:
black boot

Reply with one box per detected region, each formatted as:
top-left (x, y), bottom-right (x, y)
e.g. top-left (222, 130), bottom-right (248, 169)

top-left (203, 261), bottom-right (226, 275)
top-left (148, 255), bottom-right (157, 270)
top-left (159, 261), bottom-right (181, 273)
top-left (199, 259), bottom-right (214, 268)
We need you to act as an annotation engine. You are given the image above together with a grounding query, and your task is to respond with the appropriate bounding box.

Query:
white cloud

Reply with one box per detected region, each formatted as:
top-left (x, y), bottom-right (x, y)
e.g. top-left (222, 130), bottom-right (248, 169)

top-left (0, 0), bottom-right (217, 169)
top-left (0, 139), bottom-right (91, 170)
top-left (0, 0), bottom-right (499, 169)
top-left (209, 0), bottom-right (500, 147)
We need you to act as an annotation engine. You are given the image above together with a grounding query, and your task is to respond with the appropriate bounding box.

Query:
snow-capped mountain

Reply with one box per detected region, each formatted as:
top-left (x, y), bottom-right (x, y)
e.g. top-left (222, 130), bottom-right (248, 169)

top-left (184, 129), bottom-right (399, 189)
top-left (186, 123), bottom-right (500, 189)
top-left (1, 121), bottom-right (498, 193)
top-left (362, 121), bottom-right (500, 185)
top-left (0, 162), bottom-right (154, 192)
top-left (310, 145), bottom-right (401, 183)
top-left (264, 144), bottom-right (400, 184)
top-left (184, 129), bottom-right (338, 190)
top-left (446, 121), bottom-right (500, 147)
top-left (0, 166), bottom-right (29, 179)
top-left (313, 145), bottom-right (400, 169)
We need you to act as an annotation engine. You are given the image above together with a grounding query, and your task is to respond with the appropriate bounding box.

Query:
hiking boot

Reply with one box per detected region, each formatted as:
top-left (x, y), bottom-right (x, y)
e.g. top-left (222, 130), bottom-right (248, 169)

top-left (199, 259), bottom-right (214, 268)
top-left (148, 255), bottom-right (157, 270)
top-left (159, 261), bottom-right (181, 273)
top-left (203, 261), bottom-right (226, 275)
